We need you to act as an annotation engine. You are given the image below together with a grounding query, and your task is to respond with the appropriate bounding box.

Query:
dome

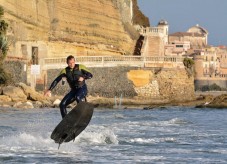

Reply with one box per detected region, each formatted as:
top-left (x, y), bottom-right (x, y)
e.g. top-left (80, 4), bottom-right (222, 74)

top-left (158, 20), bottom-right (168, 26)
top-left (187, 24), bottom-right (208, 35)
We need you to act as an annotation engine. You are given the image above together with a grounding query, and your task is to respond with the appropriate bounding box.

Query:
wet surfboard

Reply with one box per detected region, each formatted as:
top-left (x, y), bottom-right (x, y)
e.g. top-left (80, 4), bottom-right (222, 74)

top-left (51, 102), bottom-right (94, 147)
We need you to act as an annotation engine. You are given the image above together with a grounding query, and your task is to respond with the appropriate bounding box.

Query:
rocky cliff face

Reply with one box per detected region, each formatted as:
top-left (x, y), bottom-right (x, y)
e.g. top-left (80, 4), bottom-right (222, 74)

top-left (1, 0), bottom-right (148, 57)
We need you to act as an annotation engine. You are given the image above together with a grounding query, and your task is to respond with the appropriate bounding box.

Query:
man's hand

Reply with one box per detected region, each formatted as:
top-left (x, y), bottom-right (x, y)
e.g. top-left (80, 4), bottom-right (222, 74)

top-left (78, 77), bottom-right (84, 82)
top-left (44, 90), bottom-right (51, 97)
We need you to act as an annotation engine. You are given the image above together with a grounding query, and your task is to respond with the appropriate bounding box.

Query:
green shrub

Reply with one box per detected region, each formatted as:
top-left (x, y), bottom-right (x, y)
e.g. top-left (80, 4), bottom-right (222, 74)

top-left (0, 6), bottom-right (10, 84)
top-left (209, 83), bottom-right (222, 91)
top-left (201, 83), bottom-right (223, 91)
top-left (183, 58), bottom-right (194, 68)
top-left (0, 35), bottom-right (9, 60)
top-left (0, 64), bottom-right (10, 84)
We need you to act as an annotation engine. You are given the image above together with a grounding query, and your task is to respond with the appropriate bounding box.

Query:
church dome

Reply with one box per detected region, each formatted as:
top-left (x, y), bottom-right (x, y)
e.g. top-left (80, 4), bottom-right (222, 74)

top-left (187, 24), bottom-right (208, 35)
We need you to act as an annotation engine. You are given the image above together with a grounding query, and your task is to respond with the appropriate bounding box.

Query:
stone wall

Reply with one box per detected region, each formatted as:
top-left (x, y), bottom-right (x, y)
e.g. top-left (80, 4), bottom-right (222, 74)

top-left (46, 67), bottom-right (138, 98)
top-left (2, 61), bottom-right (27, 85)
top-left (46, 67), bottom-right (195, 102)
top-left (195, 79), bottom-right (227, 91)
top-left (2, 58), bottom-right (195, 103)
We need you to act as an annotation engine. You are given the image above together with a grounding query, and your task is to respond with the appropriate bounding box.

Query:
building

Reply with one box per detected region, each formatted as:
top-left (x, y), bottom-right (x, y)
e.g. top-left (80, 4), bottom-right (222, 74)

top-left (169, 24), bottom-right (208, 49)
top-left (136, 20), bottom-right (169, 56)
top-left (164, 41), bottom-right (190, 56)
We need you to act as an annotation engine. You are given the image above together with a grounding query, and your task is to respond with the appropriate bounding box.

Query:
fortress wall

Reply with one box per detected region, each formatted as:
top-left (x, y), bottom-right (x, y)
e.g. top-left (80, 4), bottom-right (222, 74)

top-left (45, 67), bottom-right (195, 102)
top-left (195, 79), bottom-right (227, 90)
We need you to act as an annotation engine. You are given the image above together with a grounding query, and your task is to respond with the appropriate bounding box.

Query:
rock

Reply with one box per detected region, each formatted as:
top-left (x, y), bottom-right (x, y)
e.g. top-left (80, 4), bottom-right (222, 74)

top-left (24, 101), bottom-right (34, 109)
top-left (0, 101), bottom-right (14, 107)
top-left (2, 86), bottom-right (27, 102)
top-left (0, 95), bottom-right (12, 102)
top-left (13, 101), bottom-right (34, 109)
top-left (53, 99), bottom-right (61, 107)
top-left (16, 83), bottom-right (48, 102)
top-left (1, 104), bottom-right (12, 108)
top-left (33, 101), bottom-right (43, 108)
top-left (13, 102), bottom-right (23, 108)
top-left (196, 94), bottom-right (227, 108)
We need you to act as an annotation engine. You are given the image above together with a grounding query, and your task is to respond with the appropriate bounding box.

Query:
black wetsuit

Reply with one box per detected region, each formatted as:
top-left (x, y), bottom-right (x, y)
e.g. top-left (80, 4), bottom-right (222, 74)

top-left (48, 64), bottom-right (93, 118)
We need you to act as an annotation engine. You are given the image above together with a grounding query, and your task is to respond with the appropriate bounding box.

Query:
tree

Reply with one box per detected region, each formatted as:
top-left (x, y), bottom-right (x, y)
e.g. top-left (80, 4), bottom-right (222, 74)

top-left (183, 58), bottom-right (194, 69)
top-left (0, 6), bottom-right (9, 84)
top-left (183, 57), bottom-right (195, 77)
top-left (0, 6), bottom-right (8, 62)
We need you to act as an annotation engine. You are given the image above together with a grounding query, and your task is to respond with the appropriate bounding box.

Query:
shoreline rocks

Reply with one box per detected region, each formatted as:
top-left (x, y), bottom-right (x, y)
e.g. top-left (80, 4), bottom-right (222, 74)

top-left (1, 83), bottom-right (227, 109)
top-left (0, 83), bottom-right (54, 109)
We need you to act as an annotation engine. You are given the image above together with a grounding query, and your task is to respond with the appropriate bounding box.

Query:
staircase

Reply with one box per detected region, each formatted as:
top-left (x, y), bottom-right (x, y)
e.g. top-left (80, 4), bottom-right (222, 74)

top-left (141, 36), bottom-right (164, 56)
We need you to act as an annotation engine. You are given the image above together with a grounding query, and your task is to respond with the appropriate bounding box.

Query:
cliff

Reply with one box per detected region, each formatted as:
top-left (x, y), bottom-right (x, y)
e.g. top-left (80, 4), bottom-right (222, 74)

top-left (132, 0), bottom-right (150, 27)
top-left (1, 0), bottom-right (149, 57)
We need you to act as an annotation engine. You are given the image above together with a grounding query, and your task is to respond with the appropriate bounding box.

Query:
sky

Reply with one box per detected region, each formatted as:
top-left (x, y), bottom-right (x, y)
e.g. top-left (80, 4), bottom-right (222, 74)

top-left (137, 0), bottom-right (227, 46)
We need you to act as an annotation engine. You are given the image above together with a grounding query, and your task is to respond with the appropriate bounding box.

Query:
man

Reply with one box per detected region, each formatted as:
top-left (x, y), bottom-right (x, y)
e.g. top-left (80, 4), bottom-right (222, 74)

top-left (44, 55), bottom-right (93, 118)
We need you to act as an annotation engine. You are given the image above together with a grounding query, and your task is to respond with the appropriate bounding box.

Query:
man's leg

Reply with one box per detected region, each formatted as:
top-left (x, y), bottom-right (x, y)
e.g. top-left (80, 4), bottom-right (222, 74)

top-left (59, 90), bottom-right (76, 118)
top-left (75, 85), bottom-right (88, 103)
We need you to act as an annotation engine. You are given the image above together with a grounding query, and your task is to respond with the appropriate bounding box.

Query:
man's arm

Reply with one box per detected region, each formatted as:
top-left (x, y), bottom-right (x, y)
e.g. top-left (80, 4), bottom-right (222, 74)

top-left (48, 74), bottom-right (64, 91)
top-left (44, 69), bottom-right (66, 96)
top-left (80, 65), bottom-right (93, 79)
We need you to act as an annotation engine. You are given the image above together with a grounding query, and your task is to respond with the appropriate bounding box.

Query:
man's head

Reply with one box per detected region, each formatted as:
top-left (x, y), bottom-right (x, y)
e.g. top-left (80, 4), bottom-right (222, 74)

top-left (66, 55), bottom-right (75, 68)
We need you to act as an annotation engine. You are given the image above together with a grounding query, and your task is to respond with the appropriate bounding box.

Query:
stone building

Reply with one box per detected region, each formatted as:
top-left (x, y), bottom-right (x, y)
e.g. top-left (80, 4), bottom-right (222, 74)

top-left (169, 24), bottom-right (208, 49)
top-left (193, 46), bottom-right (227, 90)
top-left (136, 20), bottom-right (169, 56)
top-left (216, 46), bottom-right (227, 76)
top-left (164, 41), bottom-right (190, 56)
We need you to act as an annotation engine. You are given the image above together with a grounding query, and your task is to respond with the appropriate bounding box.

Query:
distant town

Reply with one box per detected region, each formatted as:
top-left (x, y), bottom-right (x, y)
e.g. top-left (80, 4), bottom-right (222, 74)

top-left (135, 20), bottom-right (227, 90)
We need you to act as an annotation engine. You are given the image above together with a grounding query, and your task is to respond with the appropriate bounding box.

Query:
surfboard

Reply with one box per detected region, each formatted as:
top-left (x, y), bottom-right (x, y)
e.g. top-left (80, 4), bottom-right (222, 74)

top-left (50, 101), bottom-right (94, 147)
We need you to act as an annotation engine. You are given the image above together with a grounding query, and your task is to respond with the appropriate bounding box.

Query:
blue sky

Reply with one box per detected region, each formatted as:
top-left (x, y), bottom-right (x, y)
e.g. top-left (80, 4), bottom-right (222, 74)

top-left (137, 0), bottom-right (227, 46)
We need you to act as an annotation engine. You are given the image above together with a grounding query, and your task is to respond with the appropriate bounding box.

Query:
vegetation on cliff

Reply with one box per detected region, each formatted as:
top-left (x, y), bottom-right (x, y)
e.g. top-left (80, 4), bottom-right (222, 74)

top-left (132, 0), bottom-right (150, 27)
top-left (183, 58), bottom-right (195, 77)
top-left (0, 6), bottom-right (9, 85)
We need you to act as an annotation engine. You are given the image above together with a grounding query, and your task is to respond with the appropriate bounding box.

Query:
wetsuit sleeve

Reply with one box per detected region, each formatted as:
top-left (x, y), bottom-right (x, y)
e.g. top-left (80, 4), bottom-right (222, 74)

top-left (48, 69), bottom-right (66, 91)
top-left (79, 64), bottom-right (93, 79)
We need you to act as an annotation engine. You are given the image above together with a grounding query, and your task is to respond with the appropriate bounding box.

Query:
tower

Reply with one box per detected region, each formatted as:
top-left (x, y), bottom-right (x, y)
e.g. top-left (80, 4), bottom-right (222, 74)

top-left (157, 20), bottom-right (169, 45)
top-left (193, 55), bottom-right (204, 79)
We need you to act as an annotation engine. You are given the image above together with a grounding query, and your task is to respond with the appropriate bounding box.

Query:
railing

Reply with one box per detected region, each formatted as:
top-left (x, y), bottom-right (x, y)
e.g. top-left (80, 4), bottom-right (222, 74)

top-left (138, 27), bottom-right (164, 36)
top-left (40, 56), bottom-right (184, 70)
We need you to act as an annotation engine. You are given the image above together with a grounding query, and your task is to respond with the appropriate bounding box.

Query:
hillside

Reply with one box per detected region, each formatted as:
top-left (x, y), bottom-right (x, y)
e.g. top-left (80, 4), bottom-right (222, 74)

top-left (1, 0), bottom-right (149, 57)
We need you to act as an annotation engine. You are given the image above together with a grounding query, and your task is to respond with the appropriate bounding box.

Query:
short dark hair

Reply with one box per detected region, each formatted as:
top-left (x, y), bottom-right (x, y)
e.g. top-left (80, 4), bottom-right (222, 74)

top-left (66, 55), bottom-right (75, 63)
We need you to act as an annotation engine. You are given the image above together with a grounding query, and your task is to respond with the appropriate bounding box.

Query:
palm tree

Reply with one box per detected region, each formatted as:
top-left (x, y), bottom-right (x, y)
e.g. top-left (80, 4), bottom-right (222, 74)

top-left (0, 6), bottom-right (9, 84)
top-left (0, 6), bottom-right (8, 61)
top-left (0, 35), bottom-right (8, 60)
top-left (0, 20), bottom-right (8, 35)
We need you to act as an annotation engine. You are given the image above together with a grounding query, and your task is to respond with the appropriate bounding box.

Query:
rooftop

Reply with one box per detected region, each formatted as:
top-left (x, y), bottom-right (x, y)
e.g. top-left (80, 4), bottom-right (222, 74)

top-left (169, 32), bottom-right (205, 37)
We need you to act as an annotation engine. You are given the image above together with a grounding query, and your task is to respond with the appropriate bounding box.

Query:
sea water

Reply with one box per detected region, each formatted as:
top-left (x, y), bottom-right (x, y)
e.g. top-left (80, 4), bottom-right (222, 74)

top-left (0, 106), bottom-right (227, 163)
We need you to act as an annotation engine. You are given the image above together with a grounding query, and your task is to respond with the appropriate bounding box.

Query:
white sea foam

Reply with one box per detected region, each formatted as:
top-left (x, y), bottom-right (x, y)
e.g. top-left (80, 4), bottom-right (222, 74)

top-left (130, 137), bottom-right (177, 144)
top-left (75, 127), bottom-right (119, 145)
top-left (0, 125), bottom-right (118, 155)
top-left (130, 138), bottom-right (156, 144)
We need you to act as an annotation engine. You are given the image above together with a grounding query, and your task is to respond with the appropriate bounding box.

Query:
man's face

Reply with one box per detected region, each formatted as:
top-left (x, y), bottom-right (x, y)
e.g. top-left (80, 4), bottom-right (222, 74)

top-left (67, 58), bottom-right (75, 68)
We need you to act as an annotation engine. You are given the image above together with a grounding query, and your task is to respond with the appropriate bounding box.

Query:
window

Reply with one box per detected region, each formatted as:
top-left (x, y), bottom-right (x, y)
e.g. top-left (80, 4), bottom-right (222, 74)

top-left (176, 45), bottom-right (183, 48)
top-left (21, 44), bottom-right (28, 56)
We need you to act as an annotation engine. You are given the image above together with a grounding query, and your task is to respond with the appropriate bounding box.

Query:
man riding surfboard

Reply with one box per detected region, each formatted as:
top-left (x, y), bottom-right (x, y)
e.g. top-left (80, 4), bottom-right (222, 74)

top-left (44, 55), bottom-right (93, 118)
